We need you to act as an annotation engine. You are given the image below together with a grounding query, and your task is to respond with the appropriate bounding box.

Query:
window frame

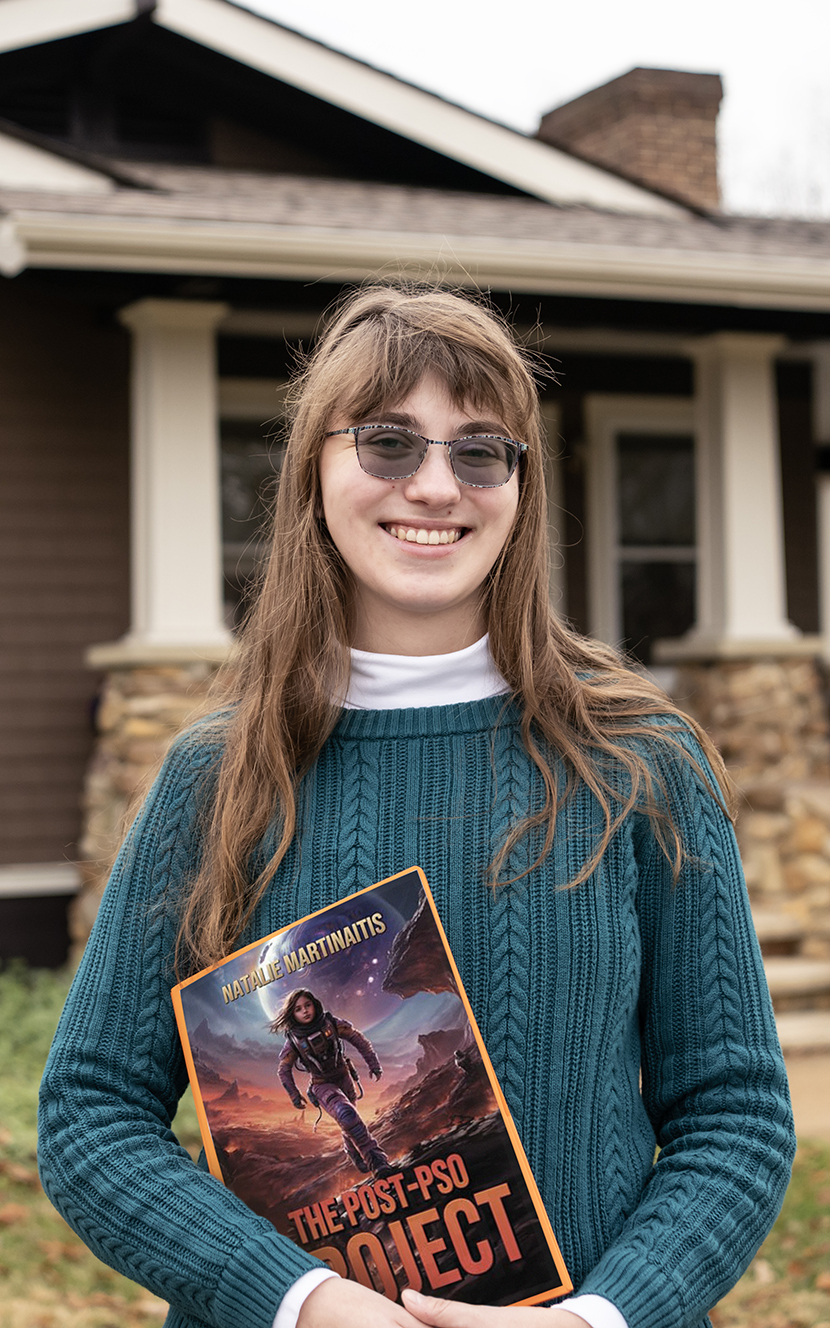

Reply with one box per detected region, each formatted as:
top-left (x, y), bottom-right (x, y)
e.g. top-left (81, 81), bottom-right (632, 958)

top-left (585, 394), bottom-right (697, 651)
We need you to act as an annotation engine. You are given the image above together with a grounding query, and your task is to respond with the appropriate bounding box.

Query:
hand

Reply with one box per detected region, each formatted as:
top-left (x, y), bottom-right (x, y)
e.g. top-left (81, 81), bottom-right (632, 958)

top-left (297, 1275), bottom-right (425, 1328)
top-left (401, 1290), bottom-right (590, 1328)
top-left (292, 1095), bottom-right (308, 1109)
top-left (370, 1067), bottom-right (383, 1081)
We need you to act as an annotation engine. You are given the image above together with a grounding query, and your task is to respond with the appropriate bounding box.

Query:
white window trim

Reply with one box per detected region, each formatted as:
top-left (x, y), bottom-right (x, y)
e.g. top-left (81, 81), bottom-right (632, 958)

top-left (585, 395), bottom-right (696, 648)
top-left (0, 862), bottom-right (81, 898)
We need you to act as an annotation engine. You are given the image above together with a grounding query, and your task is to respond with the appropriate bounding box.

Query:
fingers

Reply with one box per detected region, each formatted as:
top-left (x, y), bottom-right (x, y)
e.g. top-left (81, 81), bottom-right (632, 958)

top-left (402, 1290), bottom-right (487, 1325)
top-left (400, 1294), bottom-right (582, 1327)
top-left (298, 1276), bottom-right (428, 1327)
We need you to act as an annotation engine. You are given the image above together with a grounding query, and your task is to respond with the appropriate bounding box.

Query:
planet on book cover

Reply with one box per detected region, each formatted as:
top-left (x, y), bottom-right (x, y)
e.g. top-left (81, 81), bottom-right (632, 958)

top-left (172, 866), bottom-right (571, 1306)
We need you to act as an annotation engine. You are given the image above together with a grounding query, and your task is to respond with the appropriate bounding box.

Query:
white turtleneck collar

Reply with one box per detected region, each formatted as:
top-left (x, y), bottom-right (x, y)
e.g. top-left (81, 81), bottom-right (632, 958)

top-left (343, 634), bottom-right (510, 710)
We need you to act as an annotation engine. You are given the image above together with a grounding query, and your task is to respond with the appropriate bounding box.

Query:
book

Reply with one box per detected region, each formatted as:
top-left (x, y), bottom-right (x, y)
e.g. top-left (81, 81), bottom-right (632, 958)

top-left (172, 866), bottom-right (572, 1307)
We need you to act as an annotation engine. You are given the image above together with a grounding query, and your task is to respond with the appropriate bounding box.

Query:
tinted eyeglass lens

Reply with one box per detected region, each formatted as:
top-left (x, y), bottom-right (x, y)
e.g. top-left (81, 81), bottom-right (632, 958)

top-left (451, 436), bottom-right (514, 486)
top-left (355, 427), bottom-right (424, 479)
top-left (355, 427), bottom-right (517, 487)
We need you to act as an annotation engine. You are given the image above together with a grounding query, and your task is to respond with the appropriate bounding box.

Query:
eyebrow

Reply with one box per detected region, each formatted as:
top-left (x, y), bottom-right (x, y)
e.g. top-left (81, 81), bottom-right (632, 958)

top-left (360, 411), bottom-right (510, 437)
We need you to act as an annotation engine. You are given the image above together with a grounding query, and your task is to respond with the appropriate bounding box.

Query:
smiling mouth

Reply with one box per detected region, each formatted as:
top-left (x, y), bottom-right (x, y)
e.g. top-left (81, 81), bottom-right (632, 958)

top-left (383, 524), bottom-right (466, 545)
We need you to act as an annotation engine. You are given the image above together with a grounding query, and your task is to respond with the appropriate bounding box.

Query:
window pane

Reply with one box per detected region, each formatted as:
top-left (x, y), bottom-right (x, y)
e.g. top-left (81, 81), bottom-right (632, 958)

top-left (620, 561), bottom-right (696, 665)
top-left (221, 420), bottom-right (284, 625)
top-left (617, 434), bottom-right (695, 547)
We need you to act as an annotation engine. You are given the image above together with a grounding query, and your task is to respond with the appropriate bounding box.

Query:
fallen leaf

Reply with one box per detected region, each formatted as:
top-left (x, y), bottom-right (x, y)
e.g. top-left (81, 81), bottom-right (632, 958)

top-left (38, 1238), bottom-right (85, 1263)
top-left (136, 1298), bottom-right (168, 1318)
top-left (0, 1159), bottom-right (40, 1186)
top-left (816, 1270), bottom-right (830, 1291)
top-left (0, 1202), bottom-right (28, 1225)
top-left (753, 1258), bottom-right (776, 1285)
top-left (787, 1259), bottom-right (806, 1277)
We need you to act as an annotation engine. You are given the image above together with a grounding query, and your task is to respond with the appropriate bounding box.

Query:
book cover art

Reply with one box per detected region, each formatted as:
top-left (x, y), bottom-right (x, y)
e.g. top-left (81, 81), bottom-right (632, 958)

top-left (172, 866), bottom-right (571, 1306)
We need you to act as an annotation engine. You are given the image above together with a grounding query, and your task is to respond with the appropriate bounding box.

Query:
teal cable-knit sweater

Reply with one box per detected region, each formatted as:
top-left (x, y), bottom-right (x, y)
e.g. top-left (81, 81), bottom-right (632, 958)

top-left (38, 699), bottom-right (795, 1328)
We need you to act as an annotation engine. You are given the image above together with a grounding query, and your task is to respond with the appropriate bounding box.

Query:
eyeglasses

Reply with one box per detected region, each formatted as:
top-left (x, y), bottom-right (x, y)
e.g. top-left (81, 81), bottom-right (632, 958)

top-left (324, 425), bottom-right (527, 488)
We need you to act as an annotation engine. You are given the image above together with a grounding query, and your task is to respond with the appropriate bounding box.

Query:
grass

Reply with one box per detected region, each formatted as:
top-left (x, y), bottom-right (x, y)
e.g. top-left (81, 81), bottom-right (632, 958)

top-left (1, 963), bottom-right (829, 1327)
top-left (711, 1139), bottom-right (830, 1328)
top-left (0, 963), bottom-right (200, 1328)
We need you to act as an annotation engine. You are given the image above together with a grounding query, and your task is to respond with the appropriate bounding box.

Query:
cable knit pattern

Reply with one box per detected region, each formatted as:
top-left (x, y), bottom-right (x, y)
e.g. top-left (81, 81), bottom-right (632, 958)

top-left (39, 700), bottom-right (795, 1328)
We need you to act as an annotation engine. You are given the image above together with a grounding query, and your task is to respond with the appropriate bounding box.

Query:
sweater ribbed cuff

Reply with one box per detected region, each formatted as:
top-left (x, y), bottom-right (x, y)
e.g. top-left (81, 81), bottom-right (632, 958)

top-left (580, 1249), bottom-right (682, 1328)
top-left (214, 1225), bottom-right (324, 1328)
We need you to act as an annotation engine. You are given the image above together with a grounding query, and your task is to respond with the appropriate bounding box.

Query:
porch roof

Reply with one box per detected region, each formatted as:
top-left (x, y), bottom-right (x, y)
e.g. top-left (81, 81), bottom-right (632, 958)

top-left (2, 162), bottom-right (830, 310)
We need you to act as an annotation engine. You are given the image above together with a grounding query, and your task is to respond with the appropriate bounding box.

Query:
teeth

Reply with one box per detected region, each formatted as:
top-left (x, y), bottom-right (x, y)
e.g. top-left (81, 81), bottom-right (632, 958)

top-left (387, 525), bottom-right (462, 544)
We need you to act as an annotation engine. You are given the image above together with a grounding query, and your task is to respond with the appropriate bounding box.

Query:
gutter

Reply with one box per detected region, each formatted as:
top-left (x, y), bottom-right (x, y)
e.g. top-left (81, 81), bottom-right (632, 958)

top-left (2, 211), bottom-right (830, 311)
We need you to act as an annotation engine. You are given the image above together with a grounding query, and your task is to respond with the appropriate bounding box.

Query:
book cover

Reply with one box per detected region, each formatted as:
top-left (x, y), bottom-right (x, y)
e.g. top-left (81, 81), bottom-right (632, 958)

top-left (172, 866), bottom-right (572, 1306)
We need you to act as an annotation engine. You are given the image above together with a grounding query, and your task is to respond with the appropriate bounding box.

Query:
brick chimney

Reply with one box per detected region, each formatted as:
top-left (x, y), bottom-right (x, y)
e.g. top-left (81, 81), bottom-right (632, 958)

top-left (536, 67), bottom-right (723, 212)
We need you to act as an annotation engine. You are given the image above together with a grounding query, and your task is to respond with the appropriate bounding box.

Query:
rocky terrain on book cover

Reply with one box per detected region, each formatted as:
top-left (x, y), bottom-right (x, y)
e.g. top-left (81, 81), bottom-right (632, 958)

top-left (172, 867), bottom-right (571, 1306)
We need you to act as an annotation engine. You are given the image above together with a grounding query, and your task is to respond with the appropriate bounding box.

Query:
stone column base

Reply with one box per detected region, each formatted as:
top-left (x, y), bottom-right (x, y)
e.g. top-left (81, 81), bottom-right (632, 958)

top-left (666, 652), bottom-right (830, 957)
top-left (737, 783), bottom-right (830, 960)
top-left (70, 659), bottom-right (224, 962)
top-left (672, 655), bottom-right (830, 787)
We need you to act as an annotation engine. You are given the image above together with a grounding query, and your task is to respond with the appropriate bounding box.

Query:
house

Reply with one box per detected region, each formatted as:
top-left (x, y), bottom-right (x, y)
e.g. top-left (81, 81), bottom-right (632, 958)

top-left (2, 0), bottom-right (830, 1014)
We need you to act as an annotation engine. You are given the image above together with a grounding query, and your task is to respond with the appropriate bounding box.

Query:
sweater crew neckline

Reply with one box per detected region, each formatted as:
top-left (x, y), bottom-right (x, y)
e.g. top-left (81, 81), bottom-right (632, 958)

top-left (334, 693), bottom-right (514, 741)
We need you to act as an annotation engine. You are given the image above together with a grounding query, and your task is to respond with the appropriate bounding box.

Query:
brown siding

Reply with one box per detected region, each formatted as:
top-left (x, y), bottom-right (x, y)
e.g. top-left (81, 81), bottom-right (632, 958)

top-left (0, 279), bottom-right (130, 865)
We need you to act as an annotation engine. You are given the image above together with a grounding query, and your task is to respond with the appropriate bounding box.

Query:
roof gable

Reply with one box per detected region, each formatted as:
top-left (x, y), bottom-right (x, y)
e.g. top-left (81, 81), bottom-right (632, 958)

top-left (0, 0), bottom-right (685, 216)
top-left (0, 121), bottom-right (115, 191)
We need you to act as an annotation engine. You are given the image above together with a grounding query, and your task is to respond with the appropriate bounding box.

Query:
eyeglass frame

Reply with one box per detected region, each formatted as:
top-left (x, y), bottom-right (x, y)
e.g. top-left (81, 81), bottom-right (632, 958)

top-left (323, 425), bottom-right (528, 489)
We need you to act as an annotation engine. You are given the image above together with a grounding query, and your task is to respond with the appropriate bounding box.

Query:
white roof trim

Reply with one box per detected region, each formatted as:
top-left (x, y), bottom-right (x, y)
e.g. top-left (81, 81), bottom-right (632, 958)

top-left (3, 210), bottom-right (830, 310)
top-left (0, 0), bottom-right (685, 215)
top-left (0, 128), bottom-right (115, 192)
top-left (153, 0), bottom-right (684, 217)
top-left (0, 0), bottom-right (136, 53)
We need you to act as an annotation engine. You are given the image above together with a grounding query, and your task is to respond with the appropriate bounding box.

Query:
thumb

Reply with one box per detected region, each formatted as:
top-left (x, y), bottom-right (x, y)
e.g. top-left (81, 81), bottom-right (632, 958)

top-left (402, 1290), bottom-right (480, 1326)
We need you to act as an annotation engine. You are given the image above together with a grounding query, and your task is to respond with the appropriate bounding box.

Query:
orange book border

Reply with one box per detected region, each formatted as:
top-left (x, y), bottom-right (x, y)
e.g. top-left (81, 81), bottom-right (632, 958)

top-left (171, 865), bottom-right (572, 1304)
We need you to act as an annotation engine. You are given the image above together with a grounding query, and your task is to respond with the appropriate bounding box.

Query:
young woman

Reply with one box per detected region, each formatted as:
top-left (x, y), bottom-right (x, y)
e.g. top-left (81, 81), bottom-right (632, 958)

top-left (272, 987), bottom-right (388, 1174)
top-left (39, 284), bottom-right (795, 1328)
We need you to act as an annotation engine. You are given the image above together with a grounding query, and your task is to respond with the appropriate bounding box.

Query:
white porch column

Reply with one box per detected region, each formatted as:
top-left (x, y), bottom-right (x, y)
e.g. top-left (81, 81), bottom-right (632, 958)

top-left (662, 332), bottom-right (800, 657)
top-left (94, 298), bottom-right (232, 662)
top-left (813, 344), bottom-right (830, 659)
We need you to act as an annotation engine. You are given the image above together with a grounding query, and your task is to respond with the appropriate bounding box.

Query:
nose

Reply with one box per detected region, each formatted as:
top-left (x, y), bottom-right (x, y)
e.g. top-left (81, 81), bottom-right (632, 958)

top-left (401, 442), bottom-right (462, 507)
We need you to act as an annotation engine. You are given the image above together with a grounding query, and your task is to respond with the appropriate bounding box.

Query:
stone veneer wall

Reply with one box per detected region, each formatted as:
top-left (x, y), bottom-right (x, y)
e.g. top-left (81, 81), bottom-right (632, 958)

top-left (73, 654), bottom-right (830, 963)
top-left (672, 657), bottom-right (830, 787)
top-left (71, 662), bottom-right (222, 959)
top-left (673, 655), bottom-right (830, 959)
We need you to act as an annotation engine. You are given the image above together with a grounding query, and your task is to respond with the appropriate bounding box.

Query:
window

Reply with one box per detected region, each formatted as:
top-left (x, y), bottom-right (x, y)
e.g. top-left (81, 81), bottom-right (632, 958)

top-left (586, 398), bottom-right (696, 665)
top-left (219, 380), bottom-right (286, 627)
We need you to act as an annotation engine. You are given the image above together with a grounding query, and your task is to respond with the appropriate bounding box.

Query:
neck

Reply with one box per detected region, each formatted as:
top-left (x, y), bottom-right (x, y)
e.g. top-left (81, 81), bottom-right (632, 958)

top-left (351, 603), bottom-right (486, 656)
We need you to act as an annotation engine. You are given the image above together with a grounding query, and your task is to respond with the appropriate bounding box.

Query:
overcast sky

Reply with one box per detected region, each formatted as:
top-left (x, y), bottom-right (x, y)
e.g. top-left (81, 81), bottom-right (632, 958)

top-left (242, 0), bottom-right (830, 218)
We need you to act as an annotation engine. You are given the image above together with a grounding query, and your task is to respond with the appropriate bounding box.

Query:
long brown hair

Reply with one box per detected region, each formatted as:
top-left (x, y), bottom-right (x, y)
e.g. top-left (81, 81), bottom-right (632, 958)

top-left (176, 281), bottom-right (731, 974)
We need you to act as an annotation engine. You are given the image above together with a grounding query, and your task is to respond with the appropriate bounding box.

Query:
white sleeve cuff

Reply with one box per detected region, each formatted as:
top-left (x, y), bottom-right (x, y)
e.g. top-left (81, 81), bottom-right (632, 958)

top-left (272, 1268), bottom-right (340, 1328)
top-left (556, 1294), bottom-right (629, 1328)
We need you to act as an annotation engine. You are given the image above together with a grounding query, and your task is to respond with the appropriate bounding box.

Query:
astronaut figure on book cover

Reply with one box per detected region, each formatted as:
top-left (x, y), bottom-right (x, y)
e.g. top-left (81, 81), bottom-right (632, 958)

top-left (273, 987), bottom-right (390, 1175)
